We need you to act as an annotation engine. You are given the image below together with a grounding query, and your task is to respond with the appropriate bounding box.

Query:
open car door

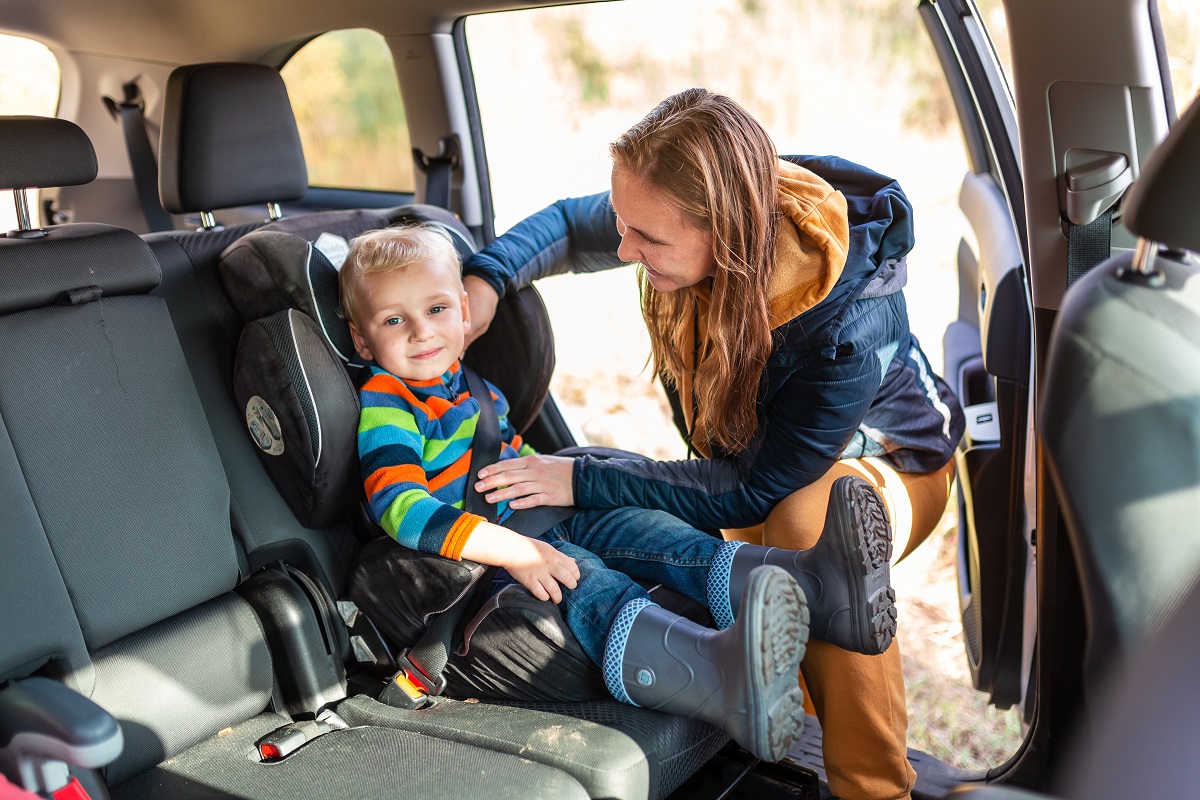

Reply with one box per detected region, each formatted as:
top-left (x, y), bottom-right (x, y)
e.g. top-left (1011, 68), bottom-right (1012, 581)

top-left (920, 0), bottom-right (1033, 714)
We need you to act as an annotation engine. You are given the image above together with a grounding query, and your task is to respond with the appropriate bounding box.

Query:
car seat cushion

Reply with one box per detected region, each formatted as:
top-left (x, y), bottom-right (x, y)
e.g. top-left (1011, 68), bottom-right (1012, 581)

top-left (110, 710), bottom-right (589, 800)
top-left (90, 593), bottom-right (275, 785)
top-left (0, 224), bottom-right (160, 316)
top-left (233, 308), bottom-right (360, 528)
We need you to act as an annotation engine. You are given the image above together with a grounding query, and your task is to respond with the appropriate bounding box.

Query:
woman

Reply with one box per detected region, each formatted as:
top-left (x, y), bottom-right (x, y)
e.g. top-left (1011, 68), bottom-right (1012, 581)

top-left (464, 88), bottom-right (963, 800)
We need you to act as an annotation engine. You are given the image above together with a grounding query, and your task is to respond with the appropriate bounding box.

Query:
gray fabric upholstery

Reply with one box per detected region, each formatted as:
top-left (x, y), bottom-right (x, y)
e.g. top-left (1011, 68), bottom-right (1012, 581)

top-left (90, 593), bottom-right (274, 785)
top-left (149, 231), bottom-right (357, 595)
top-left (1124, 92), bottom-right (1200, 253)
top-left (112, 711), bottom-right (589, 800)
top-left (1063, 575), bottom-right (1200, 800)
top-left (337, 694), bottom-right (727, 800)
top-left (1041, 250), bottom-right (1200, 685)
top-left (0, 294), bottom-right (237, 649)
top-left (0, 224), bottom-right (159, 315)
top-left (0, 116), bottom-right (97, 189)
top-left (0, 420), bottom-right (90, 684)
top-left (159, 63), bottom-right (307, 214)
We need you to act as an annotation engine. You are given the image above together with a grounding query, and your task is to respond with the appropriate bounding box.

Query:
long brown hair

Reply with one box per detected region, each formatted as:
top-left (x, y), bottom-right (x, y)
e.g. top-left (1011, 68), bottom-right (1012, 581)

top-left (611, 88), bottom-right (779, 454)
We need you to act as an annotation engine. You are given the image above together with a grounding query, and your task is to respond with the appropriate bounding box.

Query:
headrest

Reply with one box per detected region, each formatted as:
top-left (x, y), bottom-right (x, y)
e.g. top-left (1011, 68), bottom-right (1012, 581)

top-left (218, 205), bottom-right (481, 364)
top-left (220, 229), bottom-right (356, 362)
top-left (0, 116), bottom-right (98, 190)
top-left (1125, 98), bottom-right (1200, 253)
top-left (0, 224), bottom-right (161, 316)
top-left (159, 63), bottom-right (307, 214)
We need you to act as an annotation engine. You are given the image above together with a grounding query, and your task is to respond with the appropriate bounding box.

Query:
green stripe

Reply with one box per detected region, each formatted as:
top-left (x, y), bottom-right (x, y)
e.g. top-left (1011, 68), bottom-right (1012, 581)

top-left (360, 405), bottom-right (420, 435)
top-left (380, 487), bottom-right (430, 537)
top-left (423, 414), bottom-right (478, 461)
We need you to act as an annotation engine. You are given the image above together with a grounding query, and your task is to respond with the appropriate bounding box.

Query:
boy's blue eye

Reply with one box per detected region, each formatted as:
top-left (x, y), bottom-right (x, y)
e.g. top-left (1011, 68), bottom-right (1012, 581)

top-left (385, 317), bottom-right (401, 326)
top-left (429, 305), bottom-right (446, 314)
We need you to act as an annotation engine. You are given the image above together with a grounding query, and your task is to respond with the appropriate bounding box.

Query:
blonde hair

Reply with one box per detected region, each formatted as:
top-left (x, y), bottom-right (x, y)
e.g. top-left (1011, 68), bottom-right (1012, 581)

top-left (339, 223), bottom-right (461, 325)
top-left (611, 88), bottom-right (779, 454)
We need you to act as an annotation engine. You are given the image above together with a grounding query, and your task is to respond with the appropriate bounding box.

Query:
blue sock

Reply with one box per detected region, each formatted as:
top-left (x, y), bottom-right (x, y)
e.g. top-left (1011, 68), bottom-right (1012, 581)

top-left (602, 597), bottom-right (654, 705)
top-left (707, 540), bottom-right (746, 630)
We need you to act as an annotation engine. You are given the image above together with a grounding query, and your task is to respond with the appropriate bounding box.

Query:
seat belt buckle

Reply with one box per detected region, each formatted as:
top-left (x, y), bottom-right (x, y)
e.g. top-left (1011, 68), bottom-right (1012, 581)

top-left (395, 648), bottom-right (448, 697)
top-left (380, 668), bottom-right (434, 710)
top-left (52, 777), bottom-right (93, 800)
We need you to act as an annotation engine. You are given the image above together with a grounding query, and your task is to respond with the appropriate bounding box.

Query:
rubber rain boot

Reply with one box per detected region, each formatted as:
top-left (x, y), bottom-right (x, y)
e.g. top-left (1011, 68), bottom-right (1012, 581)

top-left (729, 475), bottom-right (897, 655)
top-left (608, 565), bottom-right (809, 762)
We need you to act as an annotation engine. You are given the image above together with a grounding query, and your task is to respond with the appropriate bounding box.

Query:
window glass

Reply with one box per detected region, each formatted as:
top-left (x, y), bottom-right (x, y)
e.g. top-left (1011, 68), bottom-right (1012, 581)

top-left (281, 29), bottom-right (413, 192)
top-left (972, 0), bottom-right (1014, 97)
top-left (1159, 0), bottom-right (1200, 115)
top-left (0, 34), bottom-right (60, 229)
top-left (468, 0), bottom-right (1023, 770)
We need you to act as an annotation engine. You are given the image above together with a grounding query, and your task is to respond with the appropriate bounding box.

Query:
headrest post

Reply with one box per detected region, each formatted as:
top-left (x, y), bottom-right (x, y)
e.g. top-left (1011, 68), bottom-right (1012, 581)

top-left (9, 188), bottom-right (47, 240)
top-left (266, 202), bottom-right (283, 221)
top-left (198, 211), bottom-right (217, 230)
top-left (1131, 238), bottom-right (1159, 276)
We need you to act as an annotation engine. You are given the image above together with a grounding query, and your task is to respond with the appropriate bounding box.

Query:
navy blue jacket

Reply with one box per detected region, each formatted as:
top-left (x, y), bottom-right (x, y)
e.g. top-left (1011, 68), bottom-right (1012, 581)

top-left (465, 156), bottom-right (965, 529)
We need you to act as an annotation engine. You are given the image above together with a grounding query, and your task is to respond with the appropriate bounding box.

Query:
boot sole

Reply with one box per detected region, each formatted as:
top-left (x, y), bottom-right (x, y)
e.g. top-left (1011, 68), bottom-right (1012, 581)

top-left (827, 476), bottom-right (898, 654)
top-left (742, 566), bottom-right (810, 762)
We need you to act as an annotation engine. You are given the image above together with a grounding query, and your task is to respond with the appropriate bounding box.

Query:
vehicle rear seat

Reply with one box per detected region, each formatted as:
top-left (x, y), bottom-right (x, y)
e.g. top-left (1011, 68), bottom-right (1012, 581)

top-left (137, 61), bottom-right (729, 796)
top-left (0, 70), bottom-right (729, 800)
top-left (0, 115), bottom-right (591, 800)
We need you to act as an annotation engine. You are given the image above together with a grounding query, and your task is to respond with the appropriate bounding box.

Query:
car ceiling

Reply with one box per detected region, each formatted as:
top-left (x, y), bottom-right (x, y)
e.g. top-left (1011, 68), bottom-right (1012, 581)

top-left (0, 0), bottom-right (582, 64)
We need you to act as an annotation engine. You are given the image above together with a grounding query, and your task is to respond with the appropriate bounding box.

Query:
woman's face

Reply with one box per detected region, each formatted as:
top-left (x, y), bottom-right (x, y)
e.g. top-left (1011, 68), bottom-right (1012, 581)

top-left (611, 168), bottom-right (716, 292)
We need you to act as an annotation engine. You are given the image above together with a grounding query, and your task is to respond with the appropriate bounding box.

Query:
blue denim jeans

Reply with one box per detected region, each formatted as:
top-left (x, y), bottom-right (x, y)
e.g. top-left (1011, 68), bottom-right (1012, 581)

top-left (490, 507), bottom-right (732, 667)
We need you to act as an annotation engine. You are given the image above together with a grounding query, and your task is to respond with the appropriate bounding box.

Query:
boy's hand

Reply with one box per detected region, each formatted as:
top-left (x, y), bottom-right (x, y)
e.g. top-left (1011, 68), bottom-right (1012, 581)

top-left (503, 536), bottom-right (580, 604)
top-left (475, 455), bottom-right (575, 508)
top-left (459, 521), bottom-right (580, 604)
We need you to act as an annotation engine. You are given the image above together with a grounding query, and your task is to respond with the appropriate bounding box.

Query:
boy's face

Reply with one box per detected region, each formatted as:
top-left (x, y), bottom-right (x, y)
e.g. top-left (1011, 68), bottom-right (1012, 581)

top-left (347, 257), bottom-right (471, 382)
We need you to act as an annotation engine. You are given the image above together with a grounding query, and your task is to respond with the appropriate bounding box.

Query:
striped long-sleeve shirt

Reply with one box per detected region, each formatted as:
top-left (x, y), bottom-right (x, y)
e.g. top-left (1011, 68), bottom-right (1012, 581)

top-left (358, 361), bottom-right (535, 559)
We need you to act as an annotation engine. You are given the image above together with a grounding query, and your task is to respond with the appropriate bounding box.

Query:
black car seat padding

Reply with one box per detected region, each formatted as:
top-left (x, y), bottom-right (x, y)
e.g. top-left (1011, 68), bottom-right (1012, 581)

top-left (159, 63), bottom-right (307, 215)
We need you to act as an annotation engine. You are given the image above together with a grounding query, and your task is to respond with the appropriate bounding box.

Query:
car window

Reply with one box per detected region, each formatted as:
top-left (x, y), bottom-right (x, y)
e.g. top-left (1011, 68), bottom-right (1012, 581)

top-left (972, 0), bottom-right (1014, 101)
top-left (1159, 0), bottom-right (1200, 115)
top-left (0, 33), bottom-right (60, 228)
top-left (467, 0), bottom-right (1023, 771)
top-left (281, 29), bottom-right (414, 192)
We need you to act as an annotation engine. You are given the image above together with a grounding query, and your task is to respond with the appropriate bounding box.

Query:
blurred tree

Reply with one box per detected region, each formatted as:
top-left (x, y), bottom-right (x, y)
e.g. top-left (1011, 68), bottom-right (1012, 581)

top-left (282, 29), bottom-right (413, 191)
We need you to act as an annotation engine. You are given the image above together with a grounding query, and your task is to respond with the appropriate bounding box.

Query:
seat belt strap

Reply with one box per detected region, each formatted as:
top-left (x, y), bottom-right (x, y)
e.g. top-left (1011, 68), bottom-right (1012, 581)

top-left (1067, 209), bottom-right (1112, 287)
top-left (105, 81), bottom-right (174, 233)
top-left (398, 363), bottom-right (576, 697)
top-left (413, 136), bottom-right (459, 210)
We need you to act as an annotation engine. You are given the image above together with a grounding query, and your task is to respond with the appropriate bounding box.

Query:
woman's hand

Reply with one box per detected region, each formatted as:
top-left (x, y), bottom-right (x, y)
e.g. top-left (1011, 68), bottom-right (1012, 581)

top-left (463, 275), bottom-right (500, 347)
top-left (475, 455), bottom-right (575, 509)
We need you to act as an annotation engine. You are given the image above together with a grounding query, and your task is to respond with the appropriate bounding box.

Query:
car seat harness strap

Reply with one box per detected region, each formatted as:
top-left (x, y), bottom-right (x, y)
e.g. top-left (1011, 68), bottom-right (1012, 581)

top-left (390, 363), bottom-right (575, 702)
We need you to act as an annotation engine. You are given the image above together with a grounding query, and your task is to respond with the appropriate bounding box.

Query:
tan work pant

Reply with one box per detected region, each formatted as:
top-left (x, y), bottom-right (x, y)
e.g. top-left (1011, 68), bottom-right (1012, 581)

top-left (725, 456), bottom-right (956, 800)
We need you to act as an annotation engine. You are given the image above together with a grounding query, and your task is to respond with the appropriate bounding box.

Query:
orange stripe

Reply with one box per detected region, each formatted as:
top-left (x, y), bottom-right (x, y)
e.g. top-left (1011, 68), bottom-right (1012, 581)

top-left (441, 513), bottom-right (484, 560)
top-left (365, 464), bottom-right (428, 498)
top-left (425, 395), bottom-right (455, 418)
top-left (363, 372), bottom-right (423, 407)
top-left (509, 434), bottom-right (524, 453)
top-left (428, 449), bottom-right (473, 492)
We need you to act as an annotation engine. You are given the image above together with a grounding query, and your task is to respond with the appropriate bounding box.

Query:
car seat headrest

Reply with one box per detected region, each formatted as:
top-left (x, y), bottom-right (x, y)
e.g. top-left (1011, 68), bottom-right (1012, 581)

top-left (220, 229), bottom-right (357, 363)
top-left (159, 63), bottom-right (307, 215)
top-left (218, 205), bottom-right (484, 366)
top-left (1125, 97), bottom-right (1200, 253)
top-left (0, 224), bottom-right (161, 316)
top-left (0, 116), bottom-right (98, 190)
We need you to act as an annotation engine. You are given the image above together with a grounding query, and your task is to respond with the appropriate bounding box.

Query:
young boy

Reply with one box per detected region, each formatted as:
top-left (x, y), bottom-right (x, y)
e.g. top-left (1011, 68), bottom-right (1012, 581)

top-left (340, 223), bottom-right (892, 763)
